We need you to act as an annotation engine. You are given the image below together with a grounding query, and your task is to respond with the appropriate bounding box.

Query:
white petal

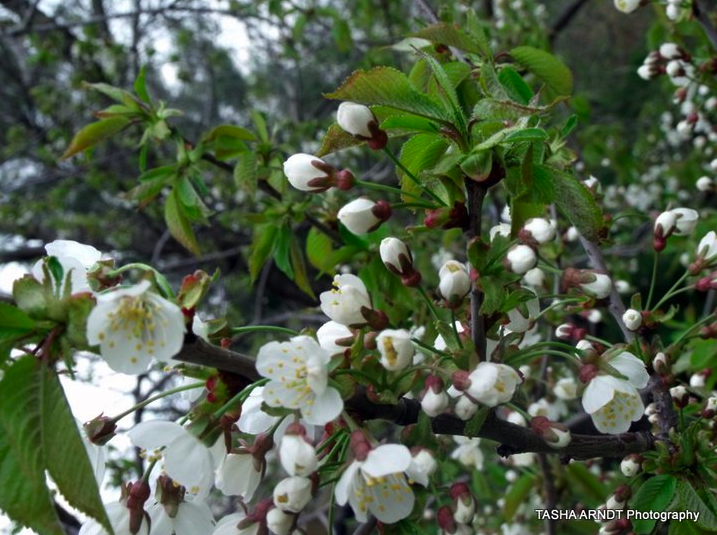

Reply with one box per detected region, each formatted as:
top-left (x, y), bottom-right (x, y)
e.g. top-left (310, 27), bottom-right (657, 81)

top-left (334, 461), bottom-right (361, 506)
top-left (301, 386), bottom-right (343, 426)
top-left (127, 420), bottom-right (186, 450)
top-left (173, 502), bottom-right (215, 535)
top-left (164, 435), bottom-right (214, 492)
top-left (610, 351), bottom-right (649, 388)
top-left (148, 504), bottom-right (174, 535)
top-left (237, 388), bottom-right (279, 434)
top-left (581, 378), bottom-right (615, 414)
top-left (366, 474), bottom-right (415, 523)
top-left (99, 332), bottom-right (154, 374)
top-left (212, 513), bottom-right (248, 535)
top-left (256, 341), bottom-right (306, 380)
top-left (591, 390), bottom-right (644, 434)
top-left (362, 444), bottom-right (411, 477)
top-left (86, 301), bottom-right (115, 345)
top-left (45, 240), bottom-right (102, 266)
top-left (215, 453), bottom-right (262, 500)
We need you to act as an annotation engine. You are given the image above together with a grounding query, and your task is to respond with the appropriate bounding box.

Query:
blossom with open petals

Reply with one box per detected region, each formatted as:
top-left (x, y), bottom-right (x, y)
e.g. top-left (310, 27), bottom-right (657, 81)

top-left (335, 443), bottom-right (415, 524)
top-left (32, 239), bottom-right (103, 294)
top-left (148, 500), bottom-right (214, 535)
top-left (257, 336), bottom-right (343, 425)
top-left (78, 501), bottom-right (149, 535)
top-left (582, 351), bottom-right (649, 434)
top-left (319, 274), bottom-right (371, 326)
top-left (86, 280), bottom-right (186, 374)
top-left (460, 362), bottom-right (522, 407)
top-left (128, 420), bottom-right (214, 495)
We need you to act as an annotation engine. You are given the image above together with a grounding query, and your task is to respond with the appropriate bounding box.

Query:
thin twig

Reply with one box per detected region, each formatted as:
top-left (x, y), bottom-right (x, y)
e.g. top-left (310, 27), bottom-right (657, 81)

top-left (548, 0), bottom-right (591, 45)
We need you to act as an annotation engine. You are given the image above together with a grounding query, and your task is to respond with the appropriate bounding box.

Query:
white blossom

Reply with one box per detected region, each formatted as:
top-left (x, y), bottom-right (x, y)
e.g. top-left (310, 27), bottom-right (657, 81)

top-left (148, 500), bottom-right (214, 535)
top-left (522, 218), bottom-right (556, 244)
top-left (671, 208), bottom-right (699, 236)
top-left (580, 273), bottom-right (612, 299)
top-left (621, 456), bottom-right (641, 477)
top-left (283, 153), bottom-right (331, 192)
top-left (338, 198), bottom-right (381, 235)
top-left (212, 513), bottom-right (257, 535)
top-left (279, 434), bottom-right (318, 477)
top-left (273, 476), bottom-right (313, 513)
top-left (316, 321), bottom-right (353, 355)
top-left (465, 362), bottom-right (521, 407)
top-left (622, 309), bottom-right (642, 331)
top-left (86, 280), bottom-right (186, 374)
top-left (437, 260), bottom-right (471, 303)
top-left (451, 437), bottom-right (483, 470)
top-left (215, 452), bottom-right (263, 500)
top-left (505, 244), bottom-right (537, 274)
top-left (336, 102), bottom-right (375, 138)
top-left (697, 231), bottom-right (717, 262)
top-left (376, 329), bottom-right (414, 371)
top-left (319, 274), bottom-right (371, 326)
top-left (405, 450), bottom-right (437, 487)
top-left (31, 239), bottom-right (103, 295)
top-left (78, 501), bottom-right (149, 535)
top-left (257, 336), bottom-right (343, 426)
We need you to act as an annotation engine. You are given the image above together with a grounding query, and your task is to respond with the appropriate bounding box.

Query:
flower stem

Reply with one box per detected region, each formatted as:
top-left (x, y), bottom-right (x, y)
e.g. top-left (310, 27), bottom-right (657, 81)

top-left (411, 337), bottom-right (451, 357)
top-left (646, 250), bottom-right (659, 310)
top-left (213, 378), bottom-right (269, 418)
top-left (450, 309), bottom-right (464, 349)
top-left (382, 147), bottom-right (447, 206)
top-left (106, 263), bottom-right (175, 298)
top-left (416, 285), bottom-right (440, 321)
top-left (111, 382), bottom-right (205, 422)
top-left (670, 313), bottom-right (716, 348)
top-left (141, 459), bottom-right (158, 483)
top-left (506, 402), bottom-right (532, 421)
top-left (231, 325), bottom-right (299, 337)
top-left (355, 179), bottom-right (427, 203)
top-left (652, 272), bottom-right (690, 311)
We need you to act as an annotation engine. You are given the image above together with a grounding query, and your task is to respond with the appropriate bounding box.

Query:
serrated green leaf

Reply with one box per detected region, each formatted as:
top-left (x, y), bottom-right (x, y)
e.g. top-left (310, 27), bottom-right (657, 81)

top-left (0, 303), bottom-right (35, 341)
top-left (134, 65), bottom-right (150, 103)
top-left (249, 224), bottom-right (278, 282)
top-left (673, 480), bottom-right (717, 531)
top-left (545, 166), bottom-right (604, 242)
top-left (12, 276), bottom-right (47, 318)
top-left (316, 124), bottom-right (363, 157)
top-left (504, 473), bottom-right (535, 521)
top-left (561, 114), bottom-right (578, 139)
top-left (381, 114), bottom-right (440, 135)
top-left (418, 53), bottom-right (466, 135)
top-left (274, 225), bottom-right (294, 279)
top-left (176, 177), bottom-right (210, 224)
top-left (204, 124), bottom-right (256, 143)
top-left (306, 226), bottom-right (334, 273)
top-left (504, 128), bottom-right (548, 143)
top-left (472, 96), bottom-right (567, 122)
top-left (479, 276), bottom-right (505, 315)
top-left (510, 46), bottom-right (573, 96)
top-left (62, 117), bottom-right (131, 159)
top-left (498, 66), bottom-right (534, 105)
top-left (251, 110), bottom-right (269, 143)
top-left (233, 152), bottom-right (258, 196)
top-left (165, 189), bottom-right (201, 255)
top-left (411, 22), bottom-right (490, 57)
top-left (398, 134), bottom-right (449, 202)
top-left (0, 358), bottom-right (64, 535)
top-left (40, 364), bottom-right (113, 534)
top-left (325, 67), bottom-right (452, 123)
top-left (631, 475), bottom-right (677, 534)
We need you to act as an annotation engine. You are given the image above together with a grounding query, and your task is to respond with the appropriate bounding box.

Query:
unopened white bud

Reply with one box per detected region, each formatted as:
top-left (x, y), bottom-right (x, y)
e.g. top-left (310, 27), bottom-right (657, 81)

top-left (455, 395), bottom-right (478, 420)
top-left (666, 4), bottom-right (680, 20)
top-left (576, 339), bottom-right (594, 352)
top-left (337, 102), bottom-right (375, 138)
top-left (637, 65), bottom-right (654, 80)
top-left (659, 43), bottom-right (681, 59)
top-left (421, 388), bottom-right (449, 417)
top-left (273, 476), bottom-right (313, 513)
top-left (522, 267), bottom-right (545, 288)
top-left (505, 244), bottom-right (537, 274)
top-left (376, 329), bottom-right (414, 371)
top-left (337, 198), bottom-right (382, 235)
top-left (621, 456), bottom-right (641, 477)
top-left (622, 309), bottom-right (642, 331)
top-left (581, 273), bottom-right (612, 299)
top-left (266, 508), bottom-right (295, 535)
top-left (438, 261), bottom-right (471, 304)
top-left (654, 210), bottom-right (677, 237)
top-left (522, 218), bottom-right (556, 244)
top-left (279, 434), bottom-right (318, 477)
top-left (565, 226), bottom-right (580, 242)
top-left (284, 153), bottom-right (331, 192)
top-left (697, 176), bottom-right (713, 192)
top-left (554, 377), bottom-right (578, 400)
top-left (690, 373), bottom-right (706, 389)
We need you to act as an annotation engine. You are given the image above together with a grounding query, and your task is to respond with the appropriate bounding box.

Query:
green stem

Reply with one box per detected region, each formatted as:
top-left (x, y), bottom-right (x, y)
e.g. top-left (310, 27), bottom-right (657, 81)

top-left (355, 179), bottom-right (429, 203)
top-left (652, 272), bottom-right (690, 311)
top-left (411, 337), bottom-right (451, 357)
top-left (585, 334), bottom-right (613, 347)
top-left (646, 250), bottom-right (659, 310)
top-left (231, 325), bottom-right (299, 337)
top-left (141, 459), bottom-right (158, 483)
top-left (451, 310), bottom-right (464, 349)
top-left (382, 147), bottom-right (447, 206)
top-left (213, 378), bottom-right (269, 418)
top-left (392, 201), bottom-right (439, 210)
top-left (106, 263), bottom-right (175, 298)
top-left (111, 382), bottom-right (205, 422)
top-left (507, 402), bottom-right (532, 421)
top-left (534, 298), bottom-right (586, 320)
top-left (327, 437), bottom-right (351, 535)
top-left (417, 286), bottom-right (440, 320)
top-left (670, 314), bottom-right (716, 348)
top-left (507, 350), bottom-right (581, 367)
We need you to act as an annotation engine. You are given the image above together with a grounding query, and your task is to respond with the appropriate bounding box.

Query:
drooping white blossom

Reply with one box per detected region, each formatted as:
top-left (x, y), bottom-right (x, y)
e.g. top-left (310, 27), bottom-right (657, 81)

top-left (463, 362), bottom-right (522, 407)
top-left (78, 501), bottom-right (149, 535)
top-left (86, 280), bottom-right (186, 374)
top-left (215, 451), bottom-right (263, 500)
top-left (32, 239), bottom-right (103, 295)
top-left (319, 274), bottom-right (371, 326)
top-left (273, 476), bottom-right (313, 513)
top-left (257, 336), bottom-right (343, 426)
top-left (316, 321), bottom-right (353, 355)
top-left (148, 500), bottom-right (214, 535)
top-left (376, 329), bottom-right (414, 371)
top-left (279, 433), bottom-right (318, 477)
top-left (336, 102), bottom-right (375, 138)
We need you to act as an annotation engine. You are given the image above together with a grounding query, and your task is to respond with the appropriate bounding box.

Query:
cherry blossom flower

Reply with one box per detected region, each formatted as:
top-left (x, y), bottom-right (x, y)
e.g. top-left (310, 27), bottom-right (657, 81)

top-left (127, 420), bottom-right (214, 495)
top-left (450, 437), bottom-right (484, 470)
top-left (86, 280), bottom-right (186, 374)
top-left (273, 476), bottom-right (313, 513)
top-left (215, 451), bottom-right (263, 500)
top-left (456, 362), bottom-right (522, 407)
top-left (279, 428), bottom-right (318, 476)
top-left (257, 335), bottom-right (343, 425)
top-left (316, 320), bottom-right (353, 355)
top-left (337, 198), bottom-right (390, 234)
top-left (376, 328), bottom-right (414, 371)
top-left (437, 260), bottom-right (471, 305)
top-left (319, 274), bottom-right (371, 327)
top-left (581, 351), bottom-right (649, 434)
top-left (335, 439), bottom-right (415, 524)
top-left (148, 499), bottom-right (214, 535)
top-left (32, 239), bottom-right (103, 294)
top-left (78, 501), bottom-right (149, 535)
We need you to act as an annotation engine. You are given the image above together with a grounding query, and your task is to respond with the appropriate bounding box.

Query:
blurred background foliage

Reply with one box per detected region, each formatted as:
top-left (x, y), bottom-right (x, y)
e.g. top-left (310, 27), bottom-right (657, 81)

top-left (0, 0), bottom-right (712, 344)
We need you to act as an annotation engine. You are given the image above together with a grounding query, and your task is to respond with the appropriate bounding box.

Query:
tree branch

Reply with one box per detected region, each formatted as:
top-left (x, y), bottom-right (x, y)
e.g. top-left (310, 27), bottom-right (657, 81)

top-left (465, 179), bottom-right (486, 359)
top-left (693, 0), bottom-right (717, 53)
top-left (173, 337), bottom-right (656, 460)
top-left (548, 0), bottom-right (591, 45)
top-left (578, 236), bottom-right (634, 342)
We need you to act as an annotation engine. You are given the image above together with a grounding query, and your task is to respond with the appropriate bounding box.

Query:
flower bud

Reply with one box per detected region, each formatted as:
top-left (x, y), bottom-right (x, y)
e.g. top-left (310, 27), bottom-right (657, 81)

top-left (336, 102), bottom-right (388, 150)
top-left (504, 244), bottom-right (537, 274)
top-left (555, 323), bottom-right (585, 342)
top-left (637, 64), bottom-right (656, 80)
top-left (660, 43), bottom-right (682, 60)
top-left (702, 396), bottom-right (717, 418)
top-left (671, 208), bottom-right (699, 236)
top-left (530, 416), bottom-right (572, 449)
top-left (437, 261), bottom-right (471, 307)
top-left (284, 153), bottom-right (353, 192)
top-left (380, 237), bottom-right (422, 286)
top-left (652, 352), bottom-right (670, 374)
top-left (666, 4), bottom-right (680, 20)
top-left (554, 377), bottom-right (578, 400)
top-left (696, 231), bottom-right (717, 264)
top-left (316, 321), bottom-right (354, 355)
top-left (407, 449), bottom-right (437, 486)
top-left (273, 476), bottom-right (313, 513)
top-left (424, 201), bottom-right (469, 230)
top-left (697, 176), bottom-right (714, 192)
top-left (421, 376), bottom-right (449, 417)
top-left (654, 210), bottom-right (676, 250)
top-left (689, 369), bottom-right (710, 389)
top-left (376, 329), bottom-right (415, 371)
top-left (337, 198), bottom-right (391, 235)
top-left (622, 309), bottom-right (642, 331)
top-left (564, 226), bottom-right (580, 242)
top-left (454, 395), bottom-right (478, 420)
top-left (266, 507), bottom-right (295, 535)
top-left (614, 0), bottom-right (640, 14)
top-left (564, 268), bottom-right (612, 299)
top-left (522, 267), bottom-right (546, 289)
top-left (450, 483), bottom-right (476, 524)
top-left (670, 385), bottom-right (689, 407)
top-left (83, 414), bottom-right (118, 446)
top-left (279, 428), bottom-right (318, 477)
top-left (620, 455), bottom-right (642, 477)
top-left (489, 223), bottom-right (511, 241)
top-left (521, 218), bottom-right (556, 244)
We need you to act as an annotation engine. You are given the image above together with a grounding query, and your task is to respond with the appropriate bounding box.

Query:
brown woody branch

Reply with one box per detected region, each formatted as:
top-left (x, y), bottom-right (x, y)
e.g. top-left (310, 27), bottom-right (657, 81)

top-left (175, 337), bottom-right (655, 460)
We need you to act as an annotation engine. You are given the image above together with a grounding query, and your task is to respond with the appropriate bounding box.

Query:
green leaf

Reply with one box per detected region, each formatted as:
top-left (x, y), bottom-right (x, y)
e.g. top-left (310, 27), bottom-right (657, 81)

top-left (164, 189), bottom-right (201, 255)
top-left (504, 473), bottom-right (535, 521)
top-left (249, 224), bottom-right (278, 282)
top-left (0, 303), bottom-right (35, 341)
top-left (565, 463), bottom-right (607, 503)
top-left (498, 66), bottom-right (534, 105)
top-left (673, 480), bottom-right (717, 531)
top-left (464, 406), bottom-right (489, 437)
top-left (290, 239), bottom-right (315, 299)
top-left (204, 124), bottom-right (257, 143)
top-left (510, 46), bottom-right (574, 96)
top-left (62, 117), bottom-right (131, 159)
top-left (411, 22), bottom-right (490, 57)
top-left (398, 134), bottom-right (449, 202)
top-left (134, 65), bottom-right (150, 103)
top-left (129, 165), bottom-right (175, 203)
top-left (479, 276), bottom-right (505, 315)
top-left (325, 67), bottom-right (452, 122)
top-left (306, 226), bottom-right (334, 273)
top-left (273, 224), bottom-right (294, 279)
top-left (560, 114), bottom-right (578, 139)
top-left (631, 475), bottom-right (677, 534)
top-left (381, 114), bottom-right (440, 134)
top-left (40, 364), bottom-right (112, 533)
top-left (233, 152), bottom-right (258, 196)
top-left (251, 110), bottom-right (269, 143)
top-left (176, 177), bottom-right (210, 224)
top-left (0, 359), bottom-right (63, 535)
top-left (504, 128), bottom-right (548, 143)
top-left (418, 53), bottom-right (466, 135)
top-left (545, 166), bottom-right (604, 242)
top-left (12, 276), bottom-right (47, 318)
top-left (331, 18), bottom-right (352, 52)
